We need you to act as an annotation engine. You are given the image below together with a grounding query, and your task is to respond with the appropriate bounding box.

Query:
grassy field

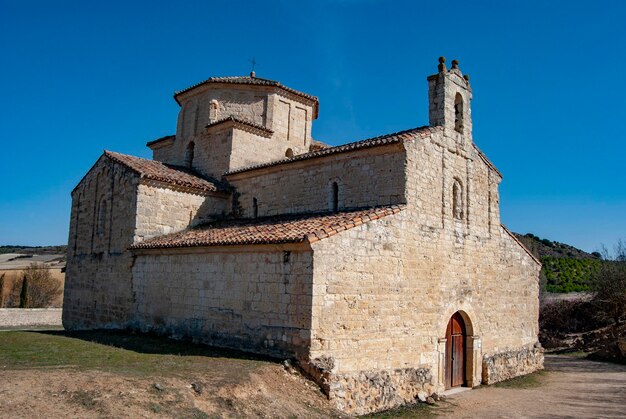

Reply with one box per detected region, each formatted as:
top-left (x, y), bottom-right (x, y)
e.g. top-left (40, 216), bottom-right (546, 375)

top-left (0, 330), bottom-right (342, 418)
top-left (0, 330), bottom-right (266, 380)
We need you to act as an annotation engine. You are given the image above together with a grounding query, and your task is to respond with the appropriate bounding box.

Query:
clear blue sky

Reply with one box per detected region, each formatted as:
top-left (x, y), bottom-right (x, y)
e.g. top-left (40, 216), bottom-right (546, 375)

top-left (1, 0), bottom-right (624, 252)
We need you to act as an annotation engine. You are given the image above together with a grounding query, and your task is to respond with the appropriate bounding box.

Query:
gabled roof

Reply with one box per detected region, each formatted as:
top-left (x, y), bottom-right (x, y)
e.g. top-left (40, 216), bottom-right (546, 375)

top-left (173, 75), bottom-right (319, 118)
top-left (104, 151), bottom-right (228, 193)
top-left (225, 125), bottom-right (439, 176)
top-left (131, 205), bottom-right (403, 249)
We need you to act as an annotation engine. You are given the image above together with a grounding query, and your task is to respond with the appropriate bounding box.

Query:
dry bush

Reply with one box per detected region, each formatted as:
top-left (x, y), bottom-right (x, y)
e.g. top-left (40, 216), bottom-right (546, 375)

top-left (540, 299), bottom-right (609, 334)
top-left (10, 263), bottom-right (63, 308)
top-left (593, 239), bottom-right (626, 330)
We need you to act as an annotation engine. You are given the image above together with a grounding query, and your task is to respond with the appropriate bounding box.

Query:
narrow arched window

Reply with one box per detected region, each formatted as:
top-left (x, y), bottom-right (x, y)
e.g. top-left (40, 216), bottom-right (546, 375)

top-left (209, 100), bottom-right (219, 121)
top-left (331, 182), bottom-right (339, 212)
top-left (252, 197), bottom-right (258, 218)
top-left (454, 93), bottom-right (464, 133)
top-left (185, 141), bottom-right (195, 168)
top-left (285, 148), bottom-right (293, 158)
top-left (452, 179), bottom-right (464, 220)
top-left (96, 197), bottom-right (108, 236)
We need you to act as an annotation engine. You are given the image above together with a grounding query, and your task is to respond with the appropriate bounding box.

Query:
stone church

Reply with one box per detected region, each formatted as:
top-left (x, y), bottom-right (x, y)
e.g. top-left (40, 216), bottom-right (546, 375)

top-left (64, 57), bottom-right (543, 414)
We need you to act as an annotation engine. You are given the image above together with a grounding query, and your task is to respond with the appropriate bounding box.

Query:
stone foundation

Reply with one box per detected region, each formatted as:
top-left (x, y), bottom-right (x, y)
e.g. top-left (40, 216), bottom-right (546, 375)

top-left (482, 344), bottom-right (544, 384)
top-left (302, 362), bottom-right (435, 415)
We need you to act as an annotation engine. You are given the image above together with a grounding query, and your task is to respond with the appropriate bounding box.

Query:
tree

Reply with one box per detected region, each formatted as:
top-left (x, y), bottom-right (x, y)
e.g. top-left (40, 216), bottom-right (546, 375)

top-left (19, 276), bottom-right (29, 308)
top-left (16, 263), bottom-right (63, 308)
top-left (592, 239), bottom-right (626, 333)
top-left (0, 273), bottom-right (5, 308)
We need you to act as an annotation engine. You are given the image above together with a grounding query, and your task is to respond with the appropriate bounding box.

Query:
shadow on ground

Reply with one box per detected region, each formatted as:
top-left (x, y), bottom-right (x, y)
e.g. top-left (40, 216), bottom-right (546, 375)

top-left (35, 329), bottom-right (281, 363)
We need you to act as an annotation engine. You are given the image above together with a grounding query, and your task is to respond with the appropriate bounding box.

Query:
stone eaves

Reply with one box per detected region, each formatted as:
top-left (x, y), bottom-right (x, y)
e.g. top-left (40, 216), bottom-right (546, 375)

top-left (146, 134), bottom-right (175, 148)
top-left (130, 205), bottom-right (403, 250)
top-left (206, 116), bottom-right (274, 138)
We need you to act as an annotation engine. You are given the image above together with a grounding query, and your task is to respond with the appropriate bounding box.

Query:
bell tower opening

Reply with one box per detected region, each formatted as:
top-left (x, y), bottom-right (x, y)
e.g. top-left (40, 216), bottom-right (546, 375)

top-left (454, 93), bottom-right (464, 134)
top-left (427, 57), bottom-right (473, 139)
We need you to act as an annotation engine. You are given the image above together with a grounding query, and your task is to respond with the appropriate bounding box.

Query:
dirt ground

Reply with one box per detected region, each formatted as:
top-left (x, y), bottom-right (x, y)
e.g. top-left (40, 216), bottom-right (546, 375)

top-left (0, 330), bottom-right (344, 418)
top-left (0, 365), bottom-right (343, 418)
top-left (1, 331), bottom-right (625, 418)
top-left (434, 355), bottom-right (626, 418)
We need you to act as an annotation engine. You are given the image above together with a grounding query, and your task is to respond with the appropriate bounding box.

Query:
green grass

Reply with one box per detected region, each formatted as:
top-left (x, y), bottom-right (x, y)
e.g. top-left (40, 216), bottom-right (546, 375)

top-left (491, 370), bottom-right (547, 389)
top-left (0, 330), bottom-right (272, 381)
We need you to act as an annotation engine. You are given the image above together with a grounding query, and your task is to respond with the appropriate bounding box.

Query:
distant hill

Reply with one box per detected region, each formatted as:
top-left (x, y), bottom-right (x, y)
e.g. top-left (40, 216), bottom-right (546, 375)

top-left (513, 233), bottom-right (600, 260)
top-left (0, 245), bottom-right (67, 256)
top-left (513, 233), bottom-right (601, 293)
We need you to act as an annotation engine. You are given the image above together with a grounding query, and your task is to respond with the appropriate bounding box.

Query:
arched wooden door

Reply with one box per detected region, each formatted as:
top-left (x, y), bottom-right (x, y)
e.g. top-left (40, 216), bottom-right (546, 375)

top-left (445, 312), bottom-right (466, 389)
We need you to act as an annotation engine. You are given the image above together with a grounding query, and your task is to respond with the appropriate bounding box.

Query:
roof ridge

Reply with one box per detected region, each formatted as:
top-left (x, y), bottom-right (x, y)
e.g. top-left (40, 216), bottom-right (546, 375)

top-left (103, 150), bottom-right (228, 193)
top-left (225, 125), bottom-right (438, 176)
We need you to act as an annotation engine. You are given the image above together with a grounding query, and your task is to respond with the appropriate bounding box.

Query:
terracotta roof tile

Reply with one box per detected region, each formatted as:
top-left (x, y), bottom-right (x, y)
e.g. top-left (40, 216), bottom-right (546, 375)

top-left (104, 151), bottom-right (228, 193)
top-left (173, 76), bottom-right (319, 117)
top-left (225, 125), bottom-right (439, 176)
top-left (131, 205), bottom-right (404, 249)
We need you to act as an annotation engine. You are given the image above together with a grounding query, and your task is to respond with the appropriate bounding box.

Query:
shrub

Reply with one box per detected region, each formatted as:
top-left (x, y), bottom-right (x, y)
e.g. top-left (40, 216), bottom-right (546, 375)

top-left (592, 239), bottom-right (626, 329)
top-left (11, 263), bottom-right (62, 308)
top-left (0, 273), bottom-right (5, 307)
top-left (542, 257), bottom-right (600, 292)
top-left (540, 299), bottom-right (609, 334)
top-left (19, 277), bottom-right (29, 308)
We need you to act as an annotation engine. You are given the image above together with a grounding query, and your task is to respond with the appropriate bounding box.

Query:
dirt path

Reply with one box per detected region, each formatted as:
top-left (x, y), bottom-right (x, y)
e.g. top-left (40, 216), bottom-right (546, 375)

top-left (436, 355), bottom-right (626, 418)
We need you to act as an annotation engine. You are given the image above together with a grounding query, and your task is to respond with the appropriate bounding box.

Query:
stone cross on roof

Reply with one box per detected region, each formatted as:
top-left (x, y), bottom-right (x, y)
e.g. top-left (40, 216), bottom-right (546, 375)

top-left (249, 57), bottom-right (257, 78)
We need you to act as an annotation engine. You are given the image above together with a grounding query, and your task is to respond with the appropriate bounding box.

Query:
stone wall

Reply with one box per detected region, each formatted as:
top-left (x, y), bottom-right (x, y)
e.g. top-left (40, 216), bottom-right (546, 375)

top-left (64, 157), bottom-right (139, 329)
top-left (301, 128), bottom-right (542, 414)
top-left (65, 155), bottom-right (234, 330)
top-left (130, 244), bottom-right (314, 359)
top-left (269, 91), bottom-right (313, 154)
top-left (192, 128), bottom-right (233, 178)
top-left (134, 182), bottom-right (228, 242)
top-left (482, 344), bottom-right (544, 384)
top-left (0, 308), bottom-right (63, 328)
top-left (167, 86), bottom-right (314, 176)
top-left (229, 125), bottom-right (297, 172)
top-left (149, 136), bottom-right (176, 165)
top-left (226, 144), bottom-right (406, 218)
top-left (177, 85), bottom-right (269, 141)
